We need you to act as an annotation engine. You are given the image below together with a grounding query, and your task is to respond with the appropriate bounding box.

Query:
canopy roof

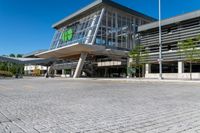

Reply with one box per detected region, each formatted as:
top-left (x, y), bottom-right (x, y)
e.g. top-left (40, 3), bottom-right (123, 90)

top-left (0, 56), bottom-right (56, 65)
top-left (36, 43), bottom-right (128, 59)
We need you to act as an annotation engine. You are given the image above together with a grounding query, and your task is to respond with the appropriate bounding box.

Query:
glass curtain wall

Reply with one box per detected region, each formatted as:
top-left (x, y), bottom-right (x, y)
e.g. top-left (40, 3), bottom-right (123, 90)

top-left (95, 8), bottom-right (139, 50)
top-left (50, 9), bottom-right (103, 50)
top-left (50, 7), bottom-right (144, 51)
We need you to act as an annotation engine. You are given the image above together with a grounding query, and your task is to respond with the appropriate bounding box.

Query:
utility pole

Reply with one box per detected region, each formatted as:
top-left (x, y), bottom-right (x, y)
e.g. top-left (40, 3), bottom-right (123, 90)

top-left (158, 0), bottom-right (163, 80)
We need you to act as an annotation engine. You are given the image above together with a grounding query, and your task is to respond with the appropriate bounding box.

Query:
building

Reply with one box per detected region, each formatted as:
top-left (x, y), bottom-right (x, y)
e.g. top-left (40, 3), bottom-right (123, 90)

top-left (23, 50), bottom-right (48, 76)
top-left (138, 10), bottom-right (200, 79)
top-left (36, 0), bottom-right (156, 78)
top-left (24, 65), bottom-right (47, 76)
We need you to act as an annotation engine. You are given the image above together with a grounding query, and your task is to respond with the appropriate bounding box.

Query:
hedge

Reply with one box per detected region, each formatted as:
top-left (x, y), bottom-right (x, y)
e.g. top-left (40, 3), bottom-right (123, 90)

top-left (0, 71), bottom-right (13, 77)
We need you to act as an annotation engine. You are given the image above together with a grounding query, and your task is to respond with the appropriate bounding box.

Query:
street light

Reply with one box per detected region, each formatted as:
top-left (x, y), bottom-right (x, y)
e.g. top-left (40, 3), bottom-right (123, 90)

top-left (158, 0), bottom-right (163, 80)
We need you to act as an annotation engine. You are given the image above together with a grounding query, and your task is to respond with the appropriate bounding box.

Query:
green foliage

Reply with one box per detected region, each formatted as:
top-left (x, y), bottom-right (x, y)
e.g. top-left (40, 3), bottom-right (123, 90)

top-left (9, 53), bottom-right (15, 57)
top-left (177, 35), bottom-right (200, 80)
top-left (178, 37), bottom-right (200, 62)
top-left (0, 70), bottom-right (13, 77)
top-left (0, 53), bottom-right (24, 75)
top-left (0, 62), bottom-right (23, 75)
top-left (0, 62), bottom-right (8, 71)
top-left (129, 44), bottom-right (149, 66)
top-left (16, 54), bottom-right (23, 58)
top-left (129, 44), bottom-right (149, 77)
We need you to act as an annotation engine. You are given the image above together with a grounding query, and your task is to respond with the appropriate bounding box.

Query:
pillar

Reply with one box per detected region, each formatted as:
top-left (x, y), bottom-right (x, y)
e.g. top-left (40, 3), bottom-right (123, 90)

top-left (54, 70), bottom-right (57, 76)
top-left (127, 58), bottom-right (132, 78)
top-left (71, 69), bottom-right (74, 77)
top-left (45, 66), bottom-right (51, 78)
top-left (178, 61), bottom-right (184, 74)
top-left (145, 64), bottom-right (151, 74)
top-left (73, 53), bottom-right (88, 78)
top-left (61, 69), bottom-right (65, 77)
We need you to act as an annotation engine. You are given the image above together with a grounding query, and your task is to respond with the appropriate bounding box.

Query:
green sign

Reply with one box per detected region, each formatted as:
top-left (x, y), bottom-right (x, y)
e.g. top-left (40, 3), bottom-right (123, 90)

top-left (62, 28), bottom-right (73, 42)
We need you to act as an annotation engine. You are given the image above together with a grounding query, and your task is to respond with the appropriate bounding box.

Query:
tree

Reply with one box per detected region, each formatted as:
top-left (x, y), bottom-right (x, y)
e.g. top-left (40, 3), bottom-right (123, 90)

top-left (0, 62), bottom-right (7, 71)
top-left (129, 44), bottom-right (149, 78)
top-left (0, 53), bottom-right (24, 75)
top-left (16, 54), bottom-right (23, 58)
top-left (178, 35), bottom-right (200, 80)
top-left (9, 54), bottom-right (15, 57)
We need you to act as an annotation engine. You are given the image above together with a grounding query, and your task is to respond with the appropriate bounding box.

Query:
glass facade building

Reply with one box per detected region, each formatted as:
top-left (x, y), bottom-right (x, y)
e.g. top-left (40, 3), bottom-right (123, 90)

top-left (50, 9), bottom-right (103, 49)
top-left (37, 0), bottom-right (155, 78)
top-left (50, 1), bottom-right (155, 51)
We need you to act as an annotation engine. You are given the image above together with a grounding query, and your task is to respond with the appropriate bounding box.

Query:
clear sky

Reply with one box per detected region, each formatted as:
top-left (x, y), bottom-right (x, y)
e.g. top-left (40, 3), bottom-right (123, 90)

top-left (0, 0), bottom-right (200, 55)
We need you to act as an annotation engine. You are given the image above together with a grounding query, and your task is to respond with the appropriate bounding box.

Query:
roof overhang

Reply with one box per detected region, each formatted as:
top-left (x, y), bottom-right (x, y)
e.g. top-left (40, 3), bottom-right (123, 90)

top-left (138, 10), bottom-right (200, 32)
top-left (36, 43), bottom-right (129, 59)
top-left (23, 49), bottom-right (47, 58)
top-left (36, 43), bottom-right (106, 59)
top-left (0, 56), bottom-right (56, 65)
top-left (53, 0), bottom-right (156, 29)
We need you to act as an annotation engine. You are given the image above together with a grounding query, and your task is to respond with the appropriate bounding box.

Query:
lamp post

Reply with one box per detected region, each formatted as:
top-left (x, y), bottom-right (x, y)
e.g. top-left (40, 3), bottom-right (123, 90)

top-left (158, 0), bottom-right (163, 80)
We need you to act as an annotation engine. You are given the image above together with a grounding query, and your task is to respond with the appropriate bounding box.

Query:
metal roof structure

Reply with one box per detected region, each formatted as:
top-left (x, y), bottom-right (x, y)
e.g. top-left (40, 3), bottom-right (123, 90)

top-left (36, 43), bottom-right (128, 59)
top-left (138, 10), bottom-right (200, 32)
top-left (0, 56), bottom-right (56, 65)
top-left (23, 49), bottom-right (47, 58)
top-left (53, 0), bottom-right (156, 29)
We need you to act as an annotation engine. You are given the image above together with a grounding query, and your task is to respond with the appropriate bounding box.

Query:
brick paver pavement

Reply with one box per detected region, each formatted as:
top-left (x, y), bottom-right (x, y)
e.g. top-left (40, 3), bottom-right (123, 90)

top-left (0, 78), bottom-right (200, 133)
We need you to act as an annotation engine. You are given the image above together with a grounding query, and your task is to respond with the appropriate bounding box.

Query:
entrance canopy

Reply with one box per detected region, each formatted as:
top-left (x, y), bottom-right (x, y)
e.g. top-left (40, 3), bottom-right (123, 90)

top-left (0, 56), bottom-right (56, 65)
top-left (36, 43), bottom-right (105, 58)
top-left (36, 43), bottom-right (129, 59)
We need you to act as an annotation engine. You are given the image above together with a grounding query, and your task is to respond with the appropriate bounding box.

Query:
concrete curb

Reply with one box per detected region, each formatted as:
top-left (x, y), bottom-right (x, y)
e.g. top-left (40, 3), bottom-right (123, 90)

top-left (51, 77), bottom-right (200, 83)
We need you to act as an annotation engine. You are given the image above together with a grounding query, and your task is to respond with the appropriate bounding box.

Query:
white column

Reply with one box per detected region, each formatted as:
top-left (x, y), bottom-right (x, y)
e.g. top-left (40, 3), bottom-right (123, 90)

top-left (178, 61), bottom-right (184, 74)
top-left (73, 53), bottom-right (88, 78)
top-left (145, 64), bottom-right (151, 74)
top-left (46, 66), bottom-right (52, 78)
top-left (71, 69), bottom-right (74, 77)
top-left (61, 69), bottom-right (65, 77)
top-left (127, 58), bottom-right (132, 78)
top-left (54, 70), bottom-right (57, 76)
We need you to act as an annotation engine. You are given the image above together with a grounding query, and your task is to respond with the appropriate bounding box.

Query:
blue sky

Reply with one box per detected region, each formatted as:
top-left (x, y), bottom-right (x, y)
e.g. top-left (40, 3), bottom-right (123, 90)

top-left (0, 0), bottom-right (200, 55)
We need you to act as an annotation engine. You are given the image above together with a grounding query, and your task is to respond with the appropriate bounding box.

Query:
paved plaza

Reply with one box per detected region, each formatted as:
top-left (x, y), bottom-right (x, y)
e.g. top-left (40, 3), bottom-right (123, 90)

top-left (0, 78), bottom-right (200, 133)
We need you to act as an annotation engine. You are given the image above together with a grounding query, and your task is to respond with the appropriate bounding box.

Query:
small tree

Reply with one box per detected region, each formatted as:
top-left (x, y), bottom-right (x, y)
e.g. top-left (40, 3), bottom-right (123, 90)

top-left (9, 54), bottom-right (15, 57)
top-left (129, 44), bottom-right (149, 78)
top-left (178, 36), bottom-right (200, 80)
top-left (16, 54), bottom-right (23, 58)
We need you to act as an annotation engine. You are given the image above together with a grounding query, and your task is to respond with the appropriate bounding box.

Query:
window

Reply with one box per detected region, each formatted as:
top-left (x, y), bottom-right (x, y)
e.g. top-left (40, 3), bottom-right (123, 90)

top-left (50, 9), bottom-right (102, 49)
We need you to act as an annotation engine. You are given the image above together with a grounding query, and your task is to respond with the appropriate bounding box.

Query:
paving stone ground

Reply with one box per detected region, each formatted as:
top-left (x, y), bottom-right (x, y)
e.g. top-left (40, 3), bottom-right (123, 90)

top-left (0, 78), bottom-right (200, 133)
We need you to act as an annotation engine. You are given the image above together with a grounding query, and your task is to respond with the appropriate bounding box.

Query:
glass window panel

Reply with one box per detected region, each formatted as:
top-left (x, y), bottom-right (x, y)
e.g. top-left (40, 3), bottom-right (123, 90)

top-left (50, 9), bottom-right (102, 49)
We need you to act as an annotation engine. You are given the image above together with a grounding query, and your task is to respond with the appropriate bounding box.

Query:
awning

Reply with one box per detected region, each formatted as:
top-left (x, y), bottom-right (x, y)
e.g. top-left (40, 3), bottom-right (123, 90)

top-left (0, 56), bottom-right (56, 65)
top-left (36, 43), bottom-right (105, 58)
top-left (36, 43), bottom-right (129, 59)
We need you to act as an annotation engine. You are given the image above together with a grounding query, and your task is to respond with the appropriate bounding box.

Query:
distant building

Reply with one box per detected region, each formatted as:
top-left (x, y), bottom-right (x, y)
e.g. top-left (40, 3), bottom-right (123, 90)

top-left (23, 50), bottom-right (48, 76)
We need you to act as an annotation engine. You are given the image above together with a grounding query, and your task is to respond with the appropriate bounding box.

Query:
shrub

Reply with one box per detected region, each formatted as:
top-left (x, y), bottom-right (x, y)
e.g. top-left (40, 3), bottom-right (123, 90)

top-left (0, 71), bottom-right (13, 77)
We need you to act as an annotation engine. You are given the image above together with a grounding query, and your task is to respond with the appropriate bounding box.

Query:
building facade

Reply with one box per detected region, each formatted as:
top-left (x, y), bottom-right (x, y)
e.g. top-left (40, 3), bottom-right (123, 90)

top-left (138, 10), bottom-right (200, 79)
top-left (36, 0), bottom-right (155, 78)
top-left (23, 50), bottom-right (48, 76)
top-left (24, 65), bottom-right (47, 76)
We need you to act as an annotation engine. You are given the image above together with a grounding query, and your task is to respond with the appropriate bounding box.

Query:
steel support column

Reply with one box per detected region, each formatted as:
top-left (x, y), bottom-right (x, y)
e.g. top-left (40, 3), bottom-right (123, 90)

top-left (73, 53), bottom-right (88, 78)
